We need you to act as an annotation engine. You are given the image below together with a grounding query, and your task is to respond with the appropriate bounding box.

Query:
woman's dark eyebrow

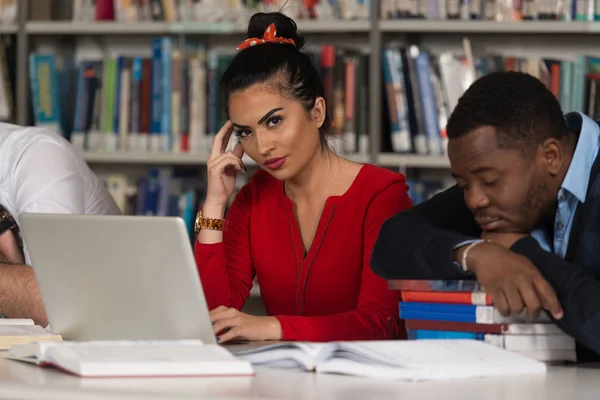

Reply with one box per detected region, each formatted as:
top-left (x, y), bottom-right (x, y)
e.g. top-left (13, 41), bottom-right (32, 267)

top-left (257, 108), bottom-right (284, 125)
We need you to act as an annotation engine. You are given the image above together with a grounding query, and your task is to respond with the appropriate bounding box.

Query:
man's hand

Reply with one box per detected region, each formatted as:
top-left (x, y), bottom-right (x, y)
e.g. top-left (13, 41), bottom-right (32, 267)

top-left (465, 242), bottom-right (564, 321)
top-left (210, 306), bottom-right (282, 344)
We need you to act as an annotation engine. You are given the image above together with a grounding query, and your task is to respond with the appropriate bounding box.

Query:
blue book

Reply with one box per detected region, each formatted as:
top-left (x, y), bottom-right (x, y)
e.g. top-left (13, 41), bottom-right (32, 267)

top-left (408, 329), bottom-right (484, 340)
top-left (399, 302), bottom-right (549, 324)
top-left (415, 53), bottom-right (442, 155)
top-left (150, 38), bottom-right (163, 151)
top-left (29, 54), bottom-right (61, 134)
top-left (160, 37), bottom-right (173, 152)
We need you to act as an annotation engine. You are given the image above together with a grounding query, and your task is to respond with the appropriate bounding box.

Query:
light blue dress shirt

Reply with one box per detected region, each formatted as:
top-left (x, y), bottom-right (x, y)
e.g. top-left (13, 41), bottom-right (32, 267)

top-left (531, 112), bottom-right (600, 258)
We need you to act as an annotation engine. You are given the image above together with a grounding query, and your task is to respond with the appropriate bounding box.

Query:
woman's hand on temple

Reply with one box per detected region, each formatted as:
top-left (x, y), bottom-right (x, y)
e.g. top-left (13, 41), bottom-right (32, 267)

top-left (204, 121), bottom-right (246, 212)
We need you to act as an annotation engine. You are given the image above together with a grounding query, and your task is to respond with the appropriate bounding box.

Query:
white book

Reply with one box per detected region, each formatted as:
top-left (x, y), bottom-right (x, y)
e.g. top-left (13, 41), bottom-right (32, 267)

top-left (233, 340), bottom-right (546, 381)
top-left (0, 319), bottom-right (34, 326)
top-left (484, 333), bottom-right (576, 351)
top-left (515, 349), bottom-right (577, 363)
top-left (0, 325), bottom-right (61, 350)
top-left (5, 340), bottom-right (254, 378)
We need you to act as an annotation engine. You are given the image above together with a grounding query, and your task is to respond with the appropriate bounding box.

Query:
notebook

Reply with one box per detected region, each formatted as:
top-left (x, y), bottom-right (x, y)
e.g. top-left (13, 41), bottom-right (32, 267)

top-left (5, 340), bottom-right (254, 378)
top-left (232, 340), bottom-right (547, 381)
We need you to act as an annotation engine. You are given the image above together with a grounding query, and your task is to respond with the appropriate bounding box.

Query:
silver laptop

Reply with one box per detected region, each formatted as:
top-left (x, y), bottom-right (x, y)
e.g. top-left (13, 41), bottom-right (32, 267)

top-left (19, 213), bottom-right (216, 344)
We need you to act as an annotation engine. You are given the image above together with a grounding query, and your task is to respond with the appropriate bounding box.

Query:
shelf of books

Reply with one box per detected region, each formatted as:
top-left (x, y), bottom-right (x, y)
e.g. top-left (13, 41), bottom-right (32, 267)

top-left (27, 20), bottom-right (600, 37)
top-left (81, 151), bottom-right (372, 166)
top-left (25, 20), bottom-right (371, 36)
top-left (81, 151), bottom-right (210, 165)
top-left (25, 22), bottom-right (170, 35)
top-left (0, 25), bottom-right (16, 34)
top-left (18, 0), bottom-right (600, 241)
top-left (172, 20), bottom-right (371, 34)
top-left (379, 20), bottom-right (588, 34)
top-left (378, 153), bottom-right (450, 169)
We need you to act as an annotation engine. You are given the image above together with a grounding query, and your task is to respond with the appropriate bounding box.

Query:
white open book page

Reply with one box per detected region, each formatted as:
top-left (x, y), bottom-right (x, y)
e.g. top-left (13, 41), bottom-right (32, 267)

top-left (234, 340), bottom-right (547, 381)
top-left (233, 342), bottom-right (326, 370)
top-left (315, 340), bottom-right (547, 381)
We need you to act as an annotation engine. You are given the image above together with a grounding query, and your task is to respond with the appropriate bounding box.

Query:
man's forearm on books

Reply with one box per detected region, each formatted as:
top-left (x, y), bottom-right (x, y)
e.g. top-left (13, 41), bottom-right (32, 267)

top-left (0, 263), bottom-right (48, 326)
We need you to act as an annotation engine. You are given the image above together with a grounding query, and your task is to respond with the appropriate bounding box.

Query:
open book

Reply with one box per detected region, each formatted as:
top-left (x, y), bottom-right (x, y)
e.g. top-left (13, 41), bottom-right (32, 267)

top-left (5, 340), bottom-right (254, 378)
top-left (232, 340), bottom-right (546, 381)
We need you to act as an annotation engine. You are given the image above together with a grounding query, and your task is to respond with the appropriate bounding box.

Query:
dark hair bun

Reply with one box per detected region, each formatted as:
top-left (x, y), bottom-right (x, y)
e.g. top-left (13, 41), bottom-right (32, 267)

top-left (246, 12), bottom-right (305, 50)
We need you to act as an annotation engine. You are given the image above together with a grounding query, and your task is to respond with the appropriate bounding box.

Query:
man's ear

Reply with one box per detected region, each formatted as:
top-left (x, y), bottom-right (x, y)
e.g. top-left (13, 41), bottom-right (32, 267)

top-left (312, 97), bottom-right (326, 129)
top-left (541, 138), bottom-right (563, 176)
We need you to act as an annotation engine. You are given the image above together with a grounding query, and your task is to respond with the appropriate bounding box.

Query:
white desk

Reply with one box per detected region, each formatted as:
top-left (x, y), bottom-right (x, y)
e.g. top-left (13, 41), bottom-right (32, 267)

top-left (0, 358), bottom-right (597, 400)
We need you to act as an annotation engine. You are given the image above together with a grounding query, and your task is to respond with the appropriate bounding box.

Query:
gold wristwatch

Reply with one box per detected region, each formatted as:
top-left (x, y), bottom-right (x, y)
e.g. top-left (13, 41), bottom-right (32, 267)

top-left (194, 210), bottom-right (227, 233)
top-left (0, 205), bottom-right (17, 237)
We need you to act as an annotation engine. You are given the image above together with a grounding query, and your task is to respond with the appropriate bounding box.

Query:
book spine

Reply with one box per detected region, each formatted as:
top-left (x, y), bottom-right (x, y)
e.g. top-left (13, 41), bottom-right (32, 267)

top-left (484, 333), bottom-right (576, 351)
top-left (207, 50), bottom-right (218, 136)
top-left (399, 302), bottom-right (551, 324)
top-left (161, 37), bottom-right (173, 152)
top-left (405, 319), bottom-right (506, 334)
top-left (150, 38), bottom-right (163, 152)
top-left (28, 54), bottom-right (61, 133)
top-left (389, 279), bottom-right (485, 292)
top-left (139, 58), bottom-right (152, 151)
top-left (408, 329), bottom-right (483, 340)
top-left (415, 52), bottom-right (442, 155)
top-left (113, 56), bottom-right (125, 137)
top-left (130, 57), bottom-right (143, 140)
top-left (401, 291), bottom-right (492, 305)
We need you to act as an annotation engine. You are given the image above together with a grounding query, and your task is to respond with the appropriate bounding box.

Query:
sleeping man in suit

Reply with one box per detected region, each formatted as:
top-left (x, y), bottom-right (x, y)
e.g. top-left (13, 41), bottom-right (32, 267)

top-left (371, 71), bottom-right (600, 363)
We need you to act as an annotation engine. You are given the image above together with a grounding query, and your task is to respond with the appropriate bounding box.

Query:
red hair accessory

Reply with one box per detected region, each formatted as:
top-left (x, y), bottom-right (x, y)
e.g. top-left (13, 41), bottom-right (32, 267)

top-left (236, 23), bottom-right (296, 50)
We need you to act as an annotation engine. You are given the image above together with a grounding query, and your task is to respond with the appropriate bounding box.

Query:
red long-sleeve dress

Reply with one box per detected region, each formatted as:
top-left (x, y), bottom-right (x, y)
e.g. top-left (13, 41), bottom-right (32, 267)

top-left (194, 164), bottom-right (413, 342)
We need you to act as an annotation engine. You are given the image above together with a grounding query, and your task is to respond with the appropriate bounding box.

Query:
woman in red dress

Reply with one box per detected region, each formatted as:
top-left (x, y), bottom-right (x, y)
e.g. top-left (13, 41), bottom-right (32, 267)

top-left (194, 12), bottom-right (413, 344)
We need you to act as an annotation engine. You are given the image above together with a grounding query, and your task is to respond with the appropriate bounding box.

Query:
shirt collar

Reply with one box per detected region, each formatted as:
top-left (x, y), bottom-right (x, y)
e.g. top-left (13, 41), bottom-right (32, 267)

top-left (562, 112), bottom-right (600, 203)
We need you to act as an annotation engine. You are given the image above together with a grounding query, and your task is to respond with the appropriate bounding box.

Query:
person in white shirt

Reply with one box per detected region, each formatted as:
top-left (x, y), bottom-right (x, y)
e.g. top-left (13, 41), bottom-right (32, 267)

top-left (0, 123), bottom-right (120, 325)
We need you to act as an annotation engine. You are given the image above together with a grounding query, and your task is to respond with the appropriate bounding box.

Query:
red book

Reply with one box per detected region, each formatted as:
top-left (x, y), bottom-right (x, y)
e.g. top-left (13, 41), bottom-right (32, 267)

top-left (401, 290), bottom-right (492, 306)
top-left (405, 319), bottom-right (562, 335)
top-left (95, 0), bottom-right (115, 20)
top-left (405, 319), bottom-right (508, 334)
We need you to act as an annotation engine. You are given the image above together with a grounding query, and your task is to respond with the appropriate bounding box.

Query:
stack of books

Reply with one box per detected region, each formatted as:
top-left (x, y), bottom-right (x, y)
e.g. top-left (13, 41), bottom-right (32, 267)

top-left (0, 318), bottom-right (61, 350)
top-left (390, 280), bottom-right (577, 363)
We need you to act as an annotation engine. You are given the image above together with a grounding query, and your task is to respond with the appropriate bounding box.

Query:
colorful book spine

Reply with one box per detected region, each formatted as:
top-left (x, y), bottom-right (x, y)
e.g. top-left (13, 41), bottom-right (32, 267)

top-left (408, 329), bottom-right (483, 340)
top-left (28, 54), bottom-right (61, 134)
top-left (399, 302), bottom-right (550, 324)
top-left (160, 37), bottom-right (173, 152)
top-left (402, 290), bottom-right (492, 305)
top-left (389, 279), bottom-right (484, 292)
top-left (150, 37), bottom-right (163, 153)
top-left (405, 320), bottom-right (564, 335)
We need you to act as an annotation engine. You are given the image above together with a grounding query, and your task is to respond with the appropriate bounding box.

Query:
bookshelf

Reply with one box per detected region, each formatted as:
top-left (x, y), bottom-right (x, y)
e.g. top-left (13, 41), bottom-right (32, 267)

top-left (11, 0), bottom-right (600, 200)
top-left (16, 1), bottom-right (596, 168)
top-left (80, 151), bottom-right (441, 168)
top-left (0, 25), bottom-right (16, 34)
top-left (25, 21), bottom-right (171, 35)
top-left (379, 20), bottom-right (590, 34)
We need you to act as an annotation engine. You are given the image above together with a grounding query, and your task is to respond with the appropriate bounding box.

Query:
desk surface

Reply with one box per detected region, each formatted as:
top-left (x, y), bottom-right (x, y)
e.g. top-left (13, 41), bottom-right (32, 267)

top-left (0, 357), bottom-right (597, 400)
